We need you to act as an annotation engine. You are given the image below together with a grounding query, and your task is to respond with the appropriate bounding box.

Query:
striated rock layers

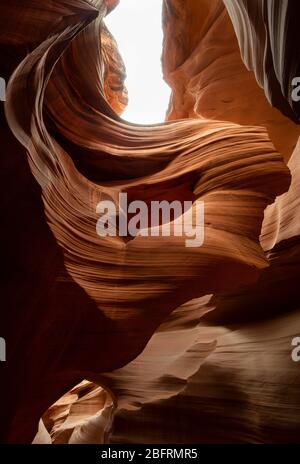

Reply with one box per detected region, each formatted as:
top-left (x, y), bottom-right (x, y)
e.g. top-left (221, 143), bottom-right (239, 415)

top-left (0, 0), bottom-right (299, 444)
top-left (223, 0), bottom-right (300, 124)
top-left (162, 0), bottom-right (300, 160)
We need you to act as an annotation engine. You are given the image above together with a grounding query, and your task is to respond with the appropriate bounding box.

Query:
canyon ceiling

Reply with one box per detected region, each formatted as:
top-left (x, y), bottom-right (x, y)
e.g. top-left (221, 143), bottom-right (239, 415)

top-left (0, 0), bottom-right (300, 444)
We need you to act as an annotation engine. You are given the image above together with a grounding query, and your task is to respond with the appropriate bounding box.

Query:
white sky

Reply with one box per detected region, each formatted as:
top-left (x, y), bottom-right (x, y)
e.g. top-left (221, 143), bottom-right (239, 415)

top-left (105, 0), bottom-right (171, 124)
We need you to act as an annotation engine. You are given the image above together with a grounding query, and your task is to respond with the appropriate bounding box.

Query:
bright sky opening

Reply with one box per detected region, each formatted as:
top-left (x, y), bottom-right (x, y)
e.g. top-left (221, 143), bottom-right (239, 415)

top-left (105, 0), bottom-right (171, 124)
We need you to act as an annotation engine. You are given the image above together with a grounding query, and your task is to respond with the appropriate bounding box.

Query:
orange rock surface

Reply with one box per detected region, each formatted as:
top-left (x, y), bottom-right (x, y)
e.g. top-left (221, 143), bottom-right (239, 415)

top-left (0, 0), bottom-right (299, 444)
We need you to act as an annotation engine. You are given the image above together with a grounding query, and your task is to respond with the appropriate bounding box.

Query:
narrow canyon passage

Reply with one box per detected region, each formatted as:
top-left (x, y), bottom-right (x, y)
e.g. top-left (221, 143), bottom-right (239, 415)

top-left (0, 0), bottom-right (300, 445)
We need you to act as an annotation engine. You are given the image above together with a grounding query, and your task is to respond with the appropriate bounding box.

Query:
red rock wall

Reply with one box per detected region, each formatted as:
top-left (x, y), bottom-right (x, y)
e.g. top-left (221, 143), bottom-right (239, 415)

top-left (0, 0), bottom-right (300, 444)
top-left (162, 0), bottom-right (300, 160)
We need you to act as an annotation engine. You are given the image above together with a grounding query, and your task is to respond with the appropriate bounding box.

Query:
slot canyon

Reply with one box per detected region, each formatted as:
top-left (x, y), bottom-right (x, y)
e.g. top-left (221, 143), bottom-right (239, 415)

top-left (1, 0), bottom-right (300, 444)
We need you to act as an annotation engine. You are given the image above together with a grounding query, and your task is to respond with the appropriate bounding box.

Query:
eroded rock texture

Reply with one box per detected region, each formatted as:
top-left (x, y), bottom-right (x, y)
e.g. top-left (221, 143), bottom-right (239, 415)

top-left (223, 0), bottom-right (300, 123)
top-left (162, 0), bottom-right (300, 160)
top-left (0, 0), bottom-right (300, 444)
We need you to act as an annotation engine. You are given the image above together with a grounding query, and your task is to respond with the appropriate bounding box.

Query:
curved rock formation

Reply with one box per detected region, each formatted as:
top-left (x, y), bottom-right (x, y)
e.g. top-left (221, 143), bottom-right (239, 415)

top-left (162, 0), bottom-right (300, 160)
top-left (101, 22), bottom-right (128, 115)
top-left (0, 0), bottom-right (300, 444)
top-left (223, 0), bottom-right (300, 123)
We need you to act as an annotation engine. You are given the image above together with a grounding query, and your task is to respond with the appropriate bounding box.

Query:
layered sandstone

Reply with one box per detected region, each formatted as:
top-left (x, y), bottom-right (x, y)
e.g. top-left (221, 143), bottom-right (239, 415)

top-left (162, 0), bottom-right (300, 160)
top-left (0, 0), bottom-right (300, 444)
